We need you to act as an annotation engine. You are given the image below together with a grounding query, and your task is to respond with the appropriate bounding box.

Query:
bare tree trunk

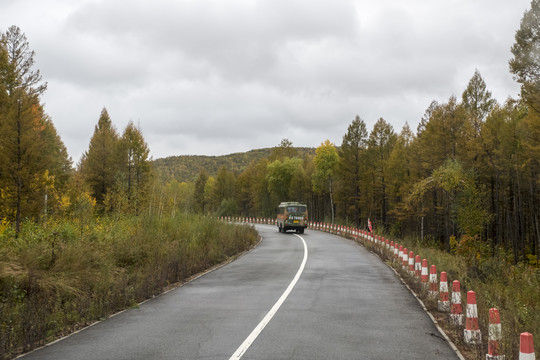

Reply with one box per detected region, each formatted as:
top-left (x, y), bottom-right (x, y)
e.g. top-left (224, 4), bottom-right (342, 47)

top-left (15, 98), bottom-right (22, 237)
top-left (530, 176), bottom-right (540, 264)
top-left (329, 178), bottom-right (335, 224)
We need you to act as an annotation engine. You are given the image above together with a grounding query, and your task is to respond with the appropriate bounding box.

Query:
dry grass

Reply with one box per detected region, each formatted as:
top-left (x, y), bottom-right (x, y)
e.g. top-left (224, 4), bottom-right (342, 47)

top-left (355, 234), bottom-right (539, 360)
top-left (0, 213), bottom-right (258, 359)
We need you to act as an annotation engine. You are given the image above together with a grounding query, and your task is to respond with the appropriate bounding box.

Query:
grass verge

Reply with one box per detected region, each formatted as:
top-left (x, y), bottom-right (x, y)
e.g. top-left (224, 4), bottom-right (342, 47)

top-left (0, 214), bottom-right (259, 359)
top-left (353, 234), bottom-right (539, 360)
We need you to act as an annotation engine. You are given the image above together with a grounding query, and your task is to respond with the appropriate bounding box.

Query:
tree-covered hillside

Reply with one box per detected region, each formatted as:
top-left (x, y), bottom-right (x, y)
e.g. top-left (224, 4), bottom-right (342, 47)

top-left (152, 147), bottom-right (316, 183)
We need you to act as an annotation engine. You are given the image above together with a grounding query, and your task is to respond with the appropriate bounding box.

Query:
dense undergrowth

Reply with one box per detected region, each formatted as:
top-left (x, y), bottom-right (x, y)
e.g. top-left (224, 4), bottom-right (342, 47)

top-left (0, 214), bottom-right (258, 359)
top-left (358, 232), bottom-right (540, 360)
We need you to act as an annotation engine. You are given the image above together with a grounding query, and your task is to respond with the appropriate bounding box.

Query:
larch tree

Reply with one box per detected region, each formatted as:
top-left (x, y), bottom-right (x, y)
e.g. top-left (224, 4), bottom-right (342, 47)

top-left (336, 115), bottom-right (368, 227)
top-left (213, 166), bottom-right (236, 215)
top-left (0, 26), bottom-right (70, 233)
top-left (193, 170), bottom-right (208, 214)
top-left (366, 118), bottom-right (396, 228)
top-left (510, 0), bottom-right (540, 114)
top-left (386, 123), bottom-right (415, 228)
top-left (118, 121), bottom-right (151, 215)
top-left (79, 108), bottom-right (120, 211)
top-left (312, 140), bottom-right (338, 224)
top-left (509, 0), bottom-right (540, 262)
top-left (462, 69), bottom-right (497, 134)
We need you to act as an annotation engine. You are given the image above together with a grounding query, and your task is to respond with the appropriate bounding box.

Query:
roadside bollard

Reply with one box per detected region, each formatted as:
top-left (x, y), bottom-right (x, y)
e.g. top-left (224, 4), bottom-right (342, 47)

top-left (421, 259), bottom-right (429, 286)
top-left (408, 251), bottom-right (414, 274)
top-left (519, 332), bottom-right (535, 360)
top-left (415, 255), bottom-right (421, 277)
top-left (438, 271), bottom-right (450, 312)
top-left (486, 308), bottom-right (504, 360)
top-left (450, 280), bottom-right (464, 326)
top-left (464, 291), bottom-right (482, 344)
top-left (429, 265), bottom-right (438, 298)
top-left (402, 248), bottom-right (409, 268)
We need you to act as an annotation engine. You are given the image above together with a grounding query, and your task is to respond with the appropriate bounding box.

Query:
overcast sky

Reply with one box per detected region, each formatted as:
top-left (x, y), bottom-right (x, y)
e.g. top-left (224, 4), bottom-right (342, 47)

top-left (1, 0), bottom-right (531, 162)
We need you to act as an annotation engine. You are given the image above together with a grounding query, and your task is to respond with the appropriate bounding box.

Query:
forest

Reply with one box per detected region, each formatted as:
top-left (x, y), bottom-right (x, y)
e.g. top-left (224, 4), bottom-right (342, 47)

top-left (181, 72), bottom-right (539, 266)
top-left (0, 0), bottom-right (539, 358)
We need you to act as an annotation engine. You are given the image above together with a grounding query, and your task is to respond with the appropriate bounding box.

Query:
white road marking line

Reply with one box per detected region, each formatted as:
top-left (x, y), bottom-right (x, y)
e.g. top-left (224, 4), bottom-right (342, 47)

top-left (229, 234), bottom-right (308, 360)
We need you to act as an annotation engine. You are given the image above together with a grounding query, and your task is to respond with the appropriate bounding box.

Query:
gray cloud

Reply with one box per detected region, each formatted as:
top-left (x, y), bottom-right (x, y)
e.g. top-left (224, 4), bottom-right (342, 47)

top-left (0, 0), bottom-right (530, 162)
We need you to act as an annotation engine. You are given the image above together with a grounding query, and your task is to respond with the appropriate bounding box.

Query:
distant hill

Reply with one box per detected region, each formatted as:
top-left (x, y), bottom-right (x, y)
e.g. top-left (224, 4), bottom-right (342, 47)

top-left (153, 147), bottom-right (316, 183)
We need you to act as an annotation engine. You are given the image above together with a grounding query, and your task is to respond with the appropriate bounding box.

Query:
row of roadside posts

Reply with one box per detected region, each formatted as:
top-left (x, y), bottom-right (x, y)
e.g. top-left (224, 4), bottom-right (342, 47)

top-left (220, 217), bottom-right (536, 360)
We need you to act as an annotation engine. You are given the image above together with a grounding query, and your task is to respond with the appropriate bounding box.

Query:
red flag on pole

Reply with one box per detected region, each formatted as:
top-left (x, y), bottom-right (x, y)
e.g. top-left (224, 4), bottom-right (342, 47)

top-left (368, 218), bottom-right (373, 233)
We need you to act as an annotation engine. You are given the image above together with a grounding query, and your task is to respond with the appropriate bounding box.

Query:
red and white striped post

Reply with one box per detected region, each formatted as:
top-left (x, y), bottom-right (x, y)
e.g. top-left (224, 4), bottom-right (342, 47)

top-left (464, 290), bottom-right (482, 344)
top-left (450, 280), bottom-right (464, 326)
top-left (408, 251), bottom-right (414, 274)
top-left (394, 243), bottom-right (399, 258)
top-left (414, 255), bottom-right (421, 277)
top-left (402, 248), bottom-right (409, 268)
top-left (438, 271), bottom-right (450, 312)
top-left (398, 245), bottom-right (404, 263)
top-left (486, 308), bottom-right (504, 360)
top-left (519, 332), bottom-right (535, 360)
top-left (429, 265), bottom-right (438, 298)
top-left (421, 259), bottom-right (429, 287)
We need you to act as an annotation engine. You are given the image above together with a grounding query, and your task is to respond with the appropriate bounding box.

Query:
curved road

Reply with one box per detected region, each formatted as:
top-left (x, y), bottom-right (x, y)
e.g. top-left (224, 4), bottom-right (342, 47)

top-left (21, 225), bottom-right (458, 360)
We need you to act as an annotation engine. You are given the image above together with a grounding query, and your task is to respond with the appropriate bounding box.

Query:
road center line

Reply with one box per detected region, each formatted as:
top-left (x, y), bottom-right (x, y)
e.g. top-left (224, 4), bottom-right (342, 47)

top-left (229, 234), bottom-right (308, 360)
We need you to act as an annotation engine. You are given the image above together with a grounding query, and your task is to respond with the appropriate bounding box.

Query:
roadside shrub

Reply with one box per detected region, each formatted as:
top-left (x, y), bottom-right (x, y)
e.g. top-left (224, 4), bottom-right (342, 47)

top-left (0, 214), bottom-right (258, 359)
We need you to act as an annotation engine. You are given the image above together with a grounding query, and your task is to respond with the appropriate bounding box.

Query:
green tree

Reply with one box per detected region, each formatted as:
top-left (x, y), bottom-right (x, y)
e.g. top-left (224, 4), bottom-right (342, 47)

top-left (412, 97), bottom-right (473, 243)
top-left (79, 108), bottom-right (120, 210)
top-left (204, 176), bottom-right (217, 213)
top-left (193, 170), bottom-right (208, 214)
top-left (407, 159), bottom-right (490, 244)
top-left (270, 138), bottom-right (298, 161)
top-left (366, 118), bottom-right (396, 228)
top-left (312, 140), bottom-right (338, 223)
top-left (266, 157), bottom-right (303, 203)
top-left (118, 121), bottom-right (151, 215)
top-left (289, 165), bottom-right (310, 204)
top-left (462, 69), bottom-right (496, 133)
top-left (508, 0), bottom-right (540, 262)
top-left (336, 115), bottom-right (368, 227)
top-left (0, 26), bottom-right (70, 233)
top-left (510, 0), bottom-right (540, 114)
top-left (213, 166), bottom-right (236, 213)
top-left (386, 123), bottom-right (415, 229)
top-left (238, 158), bottom-right (272, 217)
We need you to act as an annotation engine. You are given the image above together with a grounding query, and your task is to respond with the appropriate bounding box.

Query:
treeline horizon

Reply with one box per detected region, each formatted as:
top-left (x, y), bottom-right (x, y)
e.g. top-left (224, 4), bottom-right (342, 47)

top-left (1, 0), bottom-right (539, 266)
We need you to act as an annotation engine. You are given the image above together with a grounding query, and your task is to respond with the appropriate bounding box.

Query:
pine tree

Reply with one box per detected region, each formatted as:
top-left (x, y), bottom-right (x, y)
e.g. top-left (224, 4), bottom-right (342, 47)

top-left (79, 108), bottom-right (120, 210)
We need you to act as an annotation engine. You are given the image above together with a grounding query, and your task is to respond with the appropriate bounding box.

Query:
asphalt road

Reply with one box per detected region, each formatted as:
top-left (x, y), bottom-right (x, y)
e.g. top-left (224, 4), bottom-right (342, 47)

top-left (21, 225), bottom-right (459, 360)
